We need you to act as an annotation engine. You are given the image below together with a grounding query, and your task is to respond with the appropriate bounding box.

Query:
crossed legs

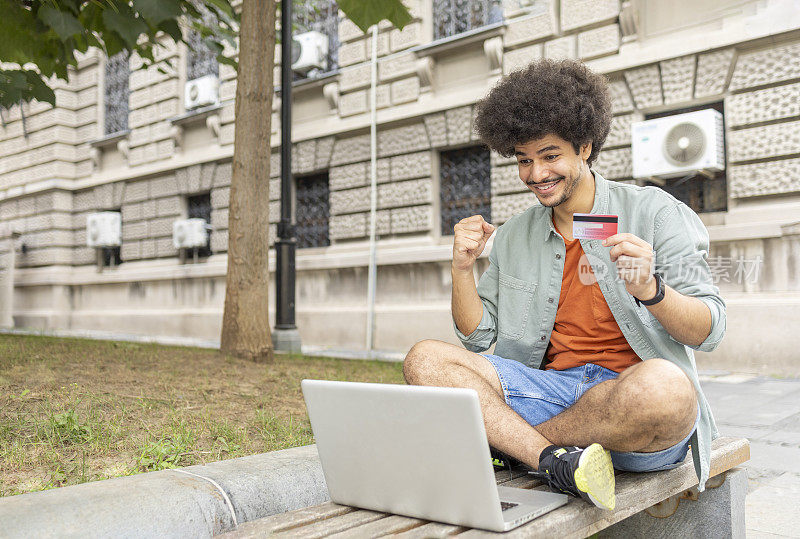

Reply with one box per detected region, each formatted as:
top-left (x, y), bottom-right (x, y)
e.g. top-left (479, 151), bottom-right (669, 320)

top-left (402, 339), bottom-right (698, 470)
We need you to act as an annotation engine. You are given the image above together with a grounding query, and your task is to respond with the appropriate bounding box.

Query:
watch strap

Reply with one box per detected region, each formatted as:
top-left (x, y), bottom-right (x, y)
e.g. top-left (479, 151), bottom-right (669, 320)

top-left (635, 273), bottom-right (665, 307)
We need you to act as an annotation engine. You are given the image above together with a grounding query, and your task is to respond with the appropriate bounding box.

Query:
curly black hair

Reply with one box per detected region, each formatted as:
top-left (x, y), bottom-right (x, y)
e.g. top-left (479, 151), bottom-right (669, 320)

top-left (473, 58), bottom-right (612, 166)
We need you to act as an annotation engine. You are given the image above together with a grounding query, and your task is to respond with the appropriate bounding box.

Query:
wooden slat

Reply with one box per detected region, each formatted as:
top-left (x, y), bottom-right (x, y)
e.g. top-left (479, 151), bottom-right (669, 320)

top-left (274, 509), bottom-right (386, 538)
top-left (393, 521), bottom-right (466, 537)
top-left (326, 514), bottom-right (426, 537)
top-left (219, 502), bottom-right (353, 537)
top-left (458, 436), bottom-right (749, 538)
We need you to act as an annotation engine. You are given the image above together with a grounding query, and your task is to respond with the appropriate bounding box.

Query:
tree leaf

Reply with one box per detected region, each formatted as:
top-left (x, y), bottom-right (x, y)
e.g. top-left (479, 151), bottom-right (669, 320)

top-left (337, 0), bottom-right (412, 33)
top-left (133, 0), bottom-right (182, 26)
top-left (38, 5), bottom-right (84, 41)
top-left (158, 19), bottom-right (183, 43)
top-left (102, 2), bottom-right (148, 48)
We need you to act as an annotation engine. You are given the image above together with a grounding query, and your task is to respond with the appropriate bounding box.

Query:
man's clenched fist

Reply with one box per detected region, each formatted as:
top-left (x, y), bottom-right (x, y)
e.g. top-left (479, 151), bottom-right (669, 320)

top-left (453, 215), bottom-right (496, 273)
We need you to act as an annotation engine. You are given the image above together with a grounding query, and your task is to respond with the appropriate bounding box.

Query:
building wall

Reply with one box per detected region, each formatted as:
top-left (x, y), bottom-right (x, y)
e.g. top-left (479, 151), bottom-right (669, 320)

top-left (1, 0), bottom-right (799, 372)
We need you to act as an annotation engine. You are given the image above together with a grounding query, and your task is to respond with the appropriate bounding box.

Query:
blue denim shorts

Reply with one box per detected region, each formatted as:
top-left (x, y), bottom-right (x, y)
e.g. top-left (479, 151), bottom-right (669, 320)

top-left (483, 354), bottom-right (698, 472)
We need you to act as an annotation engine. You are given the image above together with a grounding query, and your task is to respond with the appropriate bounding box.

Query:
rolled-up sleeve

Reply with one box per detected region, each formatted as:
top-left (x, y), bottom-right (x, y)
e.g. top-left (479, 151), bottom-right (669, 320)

top-left (453, 238), bottom-right (500, 352)
top-left (654, 203), bottom-right (727, 352)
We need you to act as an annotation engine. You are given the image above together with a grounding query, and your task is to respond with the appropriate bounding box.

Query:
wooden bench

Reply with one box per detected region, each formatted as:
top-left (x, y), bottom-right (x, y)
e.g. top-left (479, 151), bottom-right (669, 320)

top-left (219, 437), bottom-right (749, 538)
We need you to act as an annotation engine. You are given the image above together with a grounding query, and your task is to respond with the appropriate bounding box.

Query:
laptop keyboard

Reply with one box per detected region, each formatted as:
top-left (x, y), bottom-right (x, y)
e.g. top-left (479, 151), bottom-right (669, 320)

top-left (500, 501), bottom-right (519, 511)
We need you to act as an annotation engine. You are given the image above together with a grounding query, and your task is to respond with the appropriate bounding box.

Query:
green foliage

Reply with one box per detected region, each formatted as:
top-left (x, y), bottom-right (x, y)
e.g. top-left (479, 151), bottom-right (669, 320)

top-left (337, 0), bottom-right (412, 33)
top-left (0, 0), bottom-right (239, 109)
top-left (49, 409), bottom-right (93, 444)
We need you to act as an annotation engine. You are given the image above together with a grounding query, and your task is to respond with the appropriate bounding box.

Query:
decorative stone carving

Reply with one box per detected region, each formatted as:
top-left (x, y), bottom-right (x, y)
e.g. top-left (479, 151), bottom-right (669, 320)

top-left (391, 205), bottom-right (432, 234)
top-left (378, 178), bottom-right (432, 209)
top-left (424, 112), bottom-right (448, 147)
top-left (729, 158), bottom-right (800, 198)
top-left (594, 148), bottom-right (632, 179)
top-left (377, 123), bottom-right (429, 158)
top-left (560, 0), bottom-right (620, 32)
top-left (484, 36), bottom-right (504, 72)
top-left (608, 79), bottom-right (634, 113)
top-left (379, 52), bottom-right (416, 82)
top-left (729, 41), bottom-right (800, 92)
top-left (445, 106), bottom-right (474, 146)
top-left (322, 82), bottom-right (340, 113)
top-left (391, 77), bottom-right (420, 105)
top-left (503, 2), bottom-right (557, 47)
top-left (605, 112), bottom-right (640, 148)
top-left (331, 134), bottom-right (372, 166)
top-left (578, 24), bottom-right (620, 60)
top-left (624, 65), bottom-right (663, 109)
top-left (660, 55), bottom-right (696, 105)
top-left (331, 186), bottom-right (372, 215)
top-left (726, 81), bottom-right (800, 128)
top-left (492, 193), bottom-right (537, 224)
top-left (391, 151), bottom-right (432, 181)
top-left (491, 164), bottom-right (523, 195)
top-left (415, 57), bottom-right (434, 91)
top-left (330, 162), bottom-right (368, 190)
top-left (727, 120), bottom-right (800, 163)
top-left (695, 48), bottom-right (735, 98)
top-left (544, 36), bottom-right (577, 60)
top-left (503, 43), bottom-right (543, 75)
top-left (618, 0), bottom-right (639, 43)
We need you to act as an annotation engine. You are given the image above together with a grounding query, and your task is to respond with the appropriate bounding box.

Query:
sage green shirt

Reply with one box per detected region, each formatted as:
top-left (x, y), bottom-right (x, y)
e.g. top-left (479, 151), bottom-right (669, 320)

top-left (454, 170), bottom-right (725, 490)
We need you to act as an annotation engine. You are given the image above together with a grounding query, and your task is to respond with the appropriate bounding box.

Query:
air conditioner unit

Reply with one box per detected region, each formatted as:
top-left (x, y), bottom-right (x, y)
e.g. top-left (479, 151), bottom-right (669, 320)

top-left (632, 109), bottom-right (725, 179)
top-left (86, 212), bottom-right (121, 248)
top-left (173, 218), bottom-right (209, 249)
top-left (291, 31), bottom-right (328, 73)
top-left (185, 74), bottom-right (219, 110)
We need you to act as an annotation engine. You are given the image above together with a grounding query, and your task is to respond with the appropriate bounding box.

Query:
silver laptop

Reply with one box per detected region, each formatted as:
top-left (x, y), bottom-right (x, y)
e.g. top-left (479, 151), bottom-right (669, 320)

top-left (301, 380), bottom-right (567, 532)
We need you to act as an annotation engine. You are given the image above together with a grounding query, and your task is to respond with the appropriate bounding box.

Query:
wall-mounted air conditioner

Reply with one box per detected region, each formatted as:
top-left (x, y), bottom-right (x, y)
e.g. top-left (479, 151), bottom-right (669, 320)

top-left (86, 212), bottom-right (121, 248)
top-left (632, 109), bottom-right (725, 179)
top-left (291, 31), bottom-right (328, 73)
top-left (185, 74), bottom-right (219, 110)
top-left (173, 218), bottom-right (209, 249)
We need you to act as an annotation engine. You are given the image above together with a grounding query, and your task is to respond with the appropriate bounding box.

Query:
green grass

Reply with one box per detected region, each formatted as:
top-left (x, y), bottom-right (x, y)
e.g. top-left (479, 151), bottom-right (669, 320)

top-left (0, 334), bottom-right (405, 497)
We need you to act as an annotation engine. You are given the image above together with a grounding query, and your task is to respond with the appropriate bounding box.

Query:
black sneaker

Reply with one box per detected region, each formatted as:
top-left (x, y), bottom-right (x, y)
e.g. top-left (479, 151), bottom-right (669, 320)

top-left (533, 443), bottom-right (615, 510)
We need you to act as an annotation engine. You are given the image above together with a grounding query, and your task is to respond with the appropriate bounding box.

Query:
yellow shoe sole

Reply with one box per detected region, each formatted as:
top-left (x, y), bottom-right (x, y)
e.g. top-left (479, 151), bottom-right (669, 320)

top-left (573, 443), bottom-right (616, 510)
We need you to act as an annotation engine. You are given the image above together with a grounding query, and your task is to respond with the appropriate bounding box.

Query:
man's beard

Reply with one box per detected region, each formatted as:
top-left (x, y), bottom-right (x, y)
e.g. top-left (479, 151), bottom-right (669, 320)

top-left (533, 170), bottom-right (581, 207)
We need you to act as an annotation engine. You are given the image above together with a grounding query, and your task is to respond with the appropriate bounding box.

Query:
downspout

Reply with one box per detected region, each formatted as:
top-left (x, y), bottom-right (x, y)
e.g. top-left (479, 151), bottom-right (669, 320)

top-left (365, 25), bottom-right (379, 356)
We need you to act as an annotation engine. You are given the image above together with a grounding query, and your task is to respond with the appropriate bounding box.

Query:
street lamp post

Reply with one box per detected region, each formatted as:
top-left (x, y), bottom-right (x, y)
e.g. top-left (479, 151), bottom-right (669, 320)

top-left (273, 0), bottom-right (302, 353)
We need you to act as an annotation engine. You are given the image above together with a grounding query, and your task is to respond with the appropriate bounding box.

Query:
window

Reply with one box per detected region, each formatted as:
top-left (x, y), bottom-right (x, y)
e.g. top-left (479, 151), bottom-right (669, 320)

top-left (440, 146), bottom-right (491, 235)
top-left (186, 7), bottom-right (220, 81)
top-left (433, 0), bottom-right (504, 40)
top-left (104, 51), bottom-right (130, 135)
top-left (644, 102), bottom-right (728, 213)
top-left (187, 193), bottom-right (213, 257)
top-left (294, 0), bottom-right (340, 79)
top-left (295, 173), bottom-right (330, 248)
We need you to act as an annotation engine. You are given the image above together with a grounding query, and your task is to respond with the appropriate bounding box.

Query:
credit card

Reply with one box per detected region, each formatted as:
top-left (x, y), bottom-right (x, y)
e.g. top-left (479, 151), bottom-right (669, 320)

top-left (572, 213), bottom-right (618, 240)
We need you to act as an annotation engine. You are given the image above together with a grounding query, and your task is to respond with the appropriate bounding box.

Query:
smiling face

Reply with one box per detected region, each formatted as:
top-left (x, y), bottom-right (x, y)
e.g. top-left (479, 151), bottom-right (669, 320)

top-left (515, 134), bottom-right (592, 208)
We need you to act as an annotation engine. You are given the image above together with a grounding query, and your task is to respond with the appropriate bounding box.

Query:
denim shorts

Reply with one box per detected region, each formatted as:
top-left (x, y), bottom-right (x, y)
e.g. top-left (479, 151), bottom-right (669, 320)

top-left (483, 354), bottom-right (698, 472)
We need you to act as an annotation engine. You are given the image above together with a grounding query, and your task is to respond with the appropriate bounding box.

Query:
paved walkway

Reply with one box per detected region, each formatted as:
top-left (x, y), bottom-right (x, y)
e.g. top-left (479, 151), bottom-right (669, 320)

top-left (699, 373), bottom-right (800, 538)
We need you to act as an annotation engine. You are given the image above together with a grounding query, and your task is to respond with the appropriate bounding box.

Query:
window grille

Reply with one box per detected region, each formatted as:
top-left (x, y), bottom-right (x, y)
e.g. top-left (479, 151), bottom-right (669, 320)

top-left (294, 0), bottom-right (340, 78)
top-left (187, 6), bottom-right (220, 81)
top-left (188, 193), bottom-right (213, 257)
top-left (440, 146), bottom-right (491, 236)
top-left (295, 173), bottom-right (330, 248)
top-left (433, 0), bottom-right (504, 40)
top-left (104, 51), bottom-right (130, 135)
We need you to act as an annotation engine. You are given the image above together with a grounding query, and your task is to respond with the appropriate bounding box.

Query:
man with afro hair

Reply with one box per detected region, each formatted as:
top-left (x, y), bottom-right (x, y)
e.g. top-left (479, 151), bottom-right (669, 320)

top-left (403, 59), bottom-right (725, 511)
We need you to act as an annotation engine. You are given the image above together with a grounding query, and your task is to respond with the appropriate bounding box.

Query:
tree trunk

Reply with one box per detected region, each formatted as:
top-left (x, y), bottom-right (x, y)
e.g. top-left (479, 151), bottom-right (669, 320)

top-left (220, 0), bottom-right (276, 362)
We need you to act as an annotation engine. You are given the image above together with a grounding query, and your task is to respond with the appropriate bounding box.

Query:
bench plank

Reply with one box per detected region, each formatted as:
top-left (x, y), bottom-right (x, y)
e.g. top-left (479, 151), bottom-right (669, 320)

top-left (458, 436), bottom-right (749, 538)
top-left (326, 514), bottom-right (427, 537)
top-left (393, 521), bottom-right (466, 537)
top-left (219, 502), bottom-right (353, 537)
top-left (272, 509), bottom-right (386, 538)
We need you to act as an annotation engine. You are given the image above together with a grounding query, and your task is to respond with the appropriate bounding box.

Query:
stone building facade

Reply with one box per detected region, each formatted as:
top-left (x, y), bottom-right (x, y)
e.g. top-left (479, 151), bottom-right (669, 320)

top-left (1, 0), bottom-right (799, 372)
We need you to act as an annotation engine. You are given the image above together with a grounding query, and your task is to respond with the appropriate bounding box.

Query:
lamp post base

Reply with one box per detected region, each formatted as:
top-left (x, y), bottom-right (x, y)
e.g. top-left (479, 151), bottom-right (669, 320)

top-left (273, 327), bottom-right (302, 354)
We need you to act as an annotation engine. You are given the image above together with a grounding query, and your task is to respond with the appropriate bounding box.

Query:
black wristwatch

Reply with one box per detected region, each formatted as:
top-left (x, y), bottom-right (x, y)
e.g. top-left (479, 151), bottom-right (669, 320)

top-left (634, 273), bottom-right (665, 307)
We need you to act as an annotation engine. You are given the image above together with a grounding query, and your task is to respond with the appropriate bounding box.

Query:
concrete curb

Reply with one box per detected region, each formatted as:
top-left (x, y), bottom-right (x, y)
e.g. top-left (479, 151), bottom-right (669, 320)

top-left (0, 444), bottom-right (329, 538)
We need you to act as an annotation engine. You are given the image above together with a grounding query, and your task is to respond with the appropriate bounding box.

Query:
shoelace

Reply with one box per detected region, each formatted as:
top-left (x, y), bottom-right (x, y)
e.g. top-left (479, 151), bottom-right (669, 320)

top-left (539, 450), bottom-right (580, 496)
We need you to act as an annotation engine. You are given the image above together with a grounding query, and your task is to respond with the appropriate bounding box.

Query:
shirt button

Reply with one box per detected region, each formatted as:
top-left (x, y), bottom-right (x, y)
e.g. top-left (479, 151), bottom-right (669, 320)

top-left (548, 298), bottom-right (554, 303)
top-left (540, 335), bottom-right (546, 341)
top-left (555, 254), bottom-right (562, 260)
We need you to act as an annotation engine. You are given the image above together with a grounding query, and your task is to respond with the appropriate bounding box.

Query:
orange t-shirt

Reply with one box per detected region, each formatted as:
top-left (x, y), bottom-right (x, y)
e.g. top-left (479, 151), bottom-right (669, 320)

top-left (545, 221), bottom-right (641, 373)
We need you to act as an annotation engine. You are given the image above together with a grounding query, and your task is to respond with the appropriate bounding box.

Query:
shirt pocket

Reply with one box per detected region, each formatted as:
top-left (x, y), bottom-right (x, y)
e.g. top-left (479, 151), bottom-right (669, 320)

top-left (497, 272), bottom-right (537, 341)
top-left (591, 285), bottom-right (616, 324)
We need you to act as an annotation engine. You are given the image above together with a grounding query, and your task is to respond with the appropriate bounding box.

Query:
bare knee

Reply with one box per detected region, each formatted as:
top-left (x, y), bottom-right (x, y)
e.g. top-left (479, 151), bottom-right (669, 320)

top-left (617, 358), bottom-right (696, 429)
top-left (403, 339), bottom-right (447, 385)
